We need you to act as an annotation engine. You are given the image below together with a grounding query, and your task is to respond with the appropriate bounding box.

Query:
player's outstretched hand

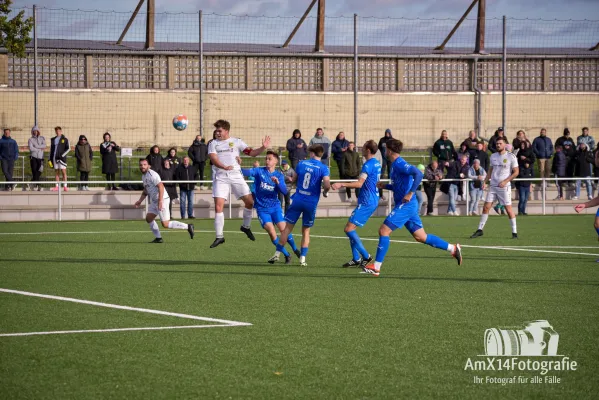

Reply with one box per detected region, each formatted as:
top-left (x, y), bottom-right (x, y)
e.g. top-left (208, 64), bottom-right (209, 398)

top-left (331, 182), bottom-right (342, 190)
top-left (402, 193), bottom-right (413, 204)
top-left (134, 200), bottom-right (142, 208)
top-left (574, 204), bottom-right (586, 214)
top-left (271, 176), bottom-right (279, 185)
top-left (376, 181), bottom-right (386, 189)
top-left (262, 136), bottom-right (271, 148)
top-left (498, 180), bottom-right (507, 188)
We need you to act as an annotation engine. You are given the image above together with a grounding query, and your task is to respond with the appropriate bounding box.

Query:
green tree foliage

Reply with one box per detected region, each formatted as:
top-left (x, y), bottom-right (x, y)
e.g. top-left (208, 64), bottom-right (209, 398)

top-left (0, 0), bottom-right (33, 57)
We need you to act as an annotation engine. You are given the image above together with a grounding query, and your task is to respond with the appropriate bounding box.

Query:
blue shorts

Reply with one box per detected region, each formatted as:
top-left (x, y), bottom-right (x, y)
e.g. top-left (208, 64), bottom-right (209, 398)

top-left (349, 202), bottom-right (378, 228)
top-left (257, 206), bottom-right (285, 228)
top-left (384, 201), bottom-right (423, 234)
top-left (285, 199), bottom-right (318, 227)
top-left (596, 208), bottom-right (599, 218)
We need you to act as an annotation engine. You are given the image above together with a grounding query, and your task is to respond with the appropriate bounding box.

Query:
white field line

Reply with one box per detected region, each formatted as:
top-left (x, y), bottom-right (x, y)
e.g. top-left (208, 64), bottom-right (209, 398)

top-left (0, 325), bottom-right (233, 338)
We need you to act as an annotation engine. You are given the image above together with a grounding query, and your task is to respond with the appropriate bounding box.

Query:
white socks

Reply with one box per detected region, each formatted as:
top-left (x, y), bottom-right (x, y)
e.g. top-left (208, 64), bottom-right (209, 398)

top-left (243, 208), bottom-right (252, 229)
top-left (215, 212), bottom-right (224, 238)
top-left (478, 214), bottom-right (489, 230)
top-left (300, 256), bottom-right (306, 264)
top-left (510, 218), bottom-right (517, 234)
top-left (148, 220), bottom-right (161, 238)
top-left (447, 244), bottom-right (455, 253)
top-left (168, 221), bottom-right (188, 230)
top-left (373, 261), bottom-right (382, 271)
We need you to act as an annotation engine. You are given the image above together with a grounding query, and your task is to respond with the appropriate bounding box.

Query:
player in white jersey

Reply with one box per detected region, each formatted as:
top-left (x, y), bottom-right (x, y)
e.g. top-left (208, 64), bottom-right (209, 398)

top-left (470, 137), bottom-right (520, 239)
top-left (134, 159), bottom-right (195, 243)
top-left (208, 119), bottom-right (270, 248)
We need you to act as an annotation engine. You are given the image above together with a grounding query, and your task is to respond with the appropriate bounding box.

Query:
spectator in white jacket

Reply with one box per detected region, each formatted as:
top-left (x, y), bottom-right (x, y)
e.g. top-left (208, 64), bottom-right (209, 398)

top-left (467, 159), bottom-right (487, 216)
top-left (28, 126), bottom-right (46, 191)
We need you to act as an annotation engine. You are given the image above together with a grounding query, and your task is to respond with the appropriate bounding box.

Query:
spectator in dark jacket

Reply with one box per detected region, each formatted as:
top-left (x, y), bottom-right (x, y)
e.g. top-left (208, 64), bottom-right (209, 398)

top-left (159, 158), bottom-right (178, 217)
top-left (342, 142), bottom-right (362, 201)
top-left (146, 145), bottom-right (164, 174)
top-left (555, 128), bottom-right (575, 149)
top-left (574, 143), bottom-right (594, 200)
top-left (75, 135), bottom-right (93, 191)
top-left (532, 128), bottom-right (553, 183)
top-left (378, 129), bottom-right (393, 178)
top-left (188, 135), bottom-right (208, 186)
top-left (166, 148), bottom-right (181, 170)
top-left (423, 160), bottom-right (444, 216)
top-left (516, 161), bottom-right (533, 215)
top-left (432, 130), bottom-right (456, 168)
top-left (488, 127), bottom-right (508, 154)
top-left (0, 128), bottom-right (19, 191)
top-left (175, 157), bottom-right (198, 219)
top-left (472, 142), bottom-right (489, 172)
top-left (552, 146), bottom-right (567, 200)
top-left (461, 130), bottom-right (480, 160)
top-left (441, 156), bottom-right (468, 215)
top-left (512, 130), bottom-right (531, 150)
top-left (100, 132), bottom-right (120, 190)
top-left (286, 129), bottom-right (307, 170)
top-left (516, 140), bottom-right (536, 168)
top-left (278, 159), bottom-right (296, 213)
top-left (457, 143), bottom-right (470, 165)
top-left (49, 127), bottom-right (70, 191)
top-left (331, 132), bottom-right (350, 179)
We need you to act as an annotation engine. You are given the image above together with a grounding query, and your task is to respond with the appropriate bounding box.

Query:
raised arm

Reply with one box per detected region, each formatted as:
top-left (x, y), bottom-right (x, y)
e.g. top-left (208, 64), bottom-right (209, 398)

top-left (246, 136), bottom-right (271, 157)
top-left (575, 196), bottom-right (599, 213)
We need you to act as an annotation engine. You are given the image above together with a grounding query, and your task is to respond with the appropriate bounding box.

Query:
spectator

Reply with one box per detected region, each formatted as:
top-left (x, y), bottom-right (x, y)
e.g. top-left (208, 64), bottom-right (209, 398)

top-left (342, 142), bottom-right (362, 202)
top-left (166, 147), bottom-right (181, 169)
top-left (159, 158), bottom-right (177, 217)
top-left (278, 159), bottom-right (296, 213)
top-left (555, 128), bottom-right (575, 149)
top-left (512, 130), bottom-right (531, 150)
top-left (472, 142), bottom-right (489, 172)
top-left (462, 130), bottom-right (480, 160)
top-left (577, 127), bottom-right (595, 151)
top-left (574, 143), bottom-right (594, 200)
top-left (423, 160), bottom-right (443, 216)
top-left (468, 159), bottom-right (486, 216)
top-left (488, 127), bottom-right (508, 154)
top-left (175, 156), bottom-right (198, 219)
top-left (100, 132), bottom-right (120, 190)
top-left (188, 135), bottom-right (208, 188)
top-left (286, 129), bottom-right (307, 170)
top-left (49, 127), bottom-right (70, 191)
top-left (146, 145), bottom-right (164, 174)
top-left (416, 164), bottom-right (425, 215)
top-left (378, 129), bottom-right (393, 178)
top-left (75, 135), bottom-right (93, 191)
top-left (28, 126), bottom-right (46, 191)
top-left (552, 145), bottom-right (567, 200)
top-left (516, 160), bottom-right (533, 216)
top-left (0, 128), bottom-right (19, 191)
top-left (441, 156), bottom-right (467, 216)
top-left (532, 128), bottom-right (553, 185)
top-left (563, 140), bottom-right (576, 187)
top-left (432, 130), bottom-right (456, 167)
top-left (516, 140), bottom-right (536, 169)
top-left (331, 132), bottom-right (350, 179)
top-left (309, 128), bottom-right (331, 165)
top-left (457, 143), bottom-right (470, 164)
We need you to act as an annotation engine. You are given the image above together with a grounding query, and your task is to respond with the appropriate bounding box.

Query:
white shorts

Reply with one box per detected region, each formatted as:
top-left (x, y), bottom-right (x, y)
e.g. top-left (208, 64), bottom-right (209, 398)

top-left (212, 171), bottom-right (251, 200)
top-left (485, 186), bottom-right (512, 206)
top-left (53, 161), bottom-right (66, 170)
top-left (148, 201), bottom-right (171, 221)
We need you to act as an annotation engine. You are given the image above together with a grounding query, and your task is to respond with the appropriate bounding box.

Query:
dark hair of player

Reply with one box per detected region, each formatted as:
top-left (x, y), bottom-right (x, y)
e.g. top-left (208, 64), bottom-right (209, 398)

top-left (266, 150), bottom-right (279, 160)
top-left (309, 144), bottom-right (324, 158)
top-left (363, 140), bottom-right (378, 155)
top-left (496, 136), bottom-right (507, 144)
top-left (386, 139), bottom-right (403, 155)
top-left (139, 158), bottom-right (148, 164)
top-left (214, 120), bottom-right (231, 131)
top-left (54, 126), bottom-right (62, 131)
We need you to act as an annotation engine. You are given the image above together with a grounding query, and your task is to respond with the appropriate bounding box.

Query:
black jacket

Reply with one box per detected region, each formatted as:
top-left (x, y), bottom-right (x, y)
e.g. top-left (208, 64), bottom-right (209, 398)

top-left (100, 141), bottom-right (120, 174)
top-left (286, 135), bottom-right (308, 162)
top-left (188, 141), bottom-right (208, 164)
top-left (574, 149), bottom-right (594, 177)
top-left (552, 152), bottom-right (567, 177)
top-left (488, 134), bottom-right (509, 154)
top-left (423, 164), bottom-right (444, 189)
top-left (516, 164), bottom-right (534, 188)
top-left (159, 167), bottom-right (178, 200)
top-left (378, 135), bottom-right (393, 158)
top-left (472, 150), bottom-right (489, 172)
top-left (432, 139), bottom-right (456, 163)
top-left (516, 146), bottom-right (536, 168)
top-left (175, 164), bottom-right (198, 191)
top-left (146, 153), bottom-right (164, 174)
top-left (49, 135), bottom-right (71, 167)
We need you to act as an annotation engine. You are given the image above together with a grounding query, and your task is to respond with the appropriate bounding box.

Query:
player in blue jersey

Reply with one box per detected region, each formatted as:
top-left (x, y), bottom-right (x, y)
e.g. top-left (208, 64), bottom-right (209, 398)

top-left (362, 139), bottom-right (462, 276)
top-left (331, 140), bottom-right (381, 268)
top-left (278, 144), bottom-right (331, 266)
top-left (242, 151), bottom-right (300, 264)
top-left (575, 196), bottom-right (599, 247)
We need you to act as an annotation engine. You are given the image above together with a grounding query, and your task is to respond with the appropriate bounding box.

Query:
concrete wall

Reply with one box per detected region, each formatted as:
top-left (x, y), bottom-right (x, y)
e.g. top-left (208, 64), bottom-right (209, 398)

top-left (1, 89), bottom-right (597, 149)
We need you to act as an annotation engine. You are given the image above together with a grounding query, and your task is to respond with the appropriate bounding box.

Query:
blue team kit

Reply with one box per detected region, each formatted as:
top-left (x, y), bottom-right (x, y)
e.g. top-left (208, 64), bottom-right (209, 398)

top-left (285, 159), bottom-right (330, 227)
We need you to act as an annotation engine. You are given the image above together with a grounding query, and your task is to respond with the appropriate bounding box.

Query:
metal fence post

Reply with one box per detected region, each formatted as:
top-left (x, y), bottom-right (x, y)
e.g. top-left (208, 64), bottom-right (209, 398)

top-left (57, 183), bottom-right (62, 221)
top-left (465, 180), bottom-right (469, 216)
top-left (229, 186), bottom-right (232, 219)
top-left (542, 178), bottom-right (546, 215)
top-left (502, 16), bottom-right (507, 131)
top-left (199, 10), bottom-right (204, 138)
top-left (33, 4), bottom-right (38, 126)
top-left (353, 13), bottom-right (358, 144)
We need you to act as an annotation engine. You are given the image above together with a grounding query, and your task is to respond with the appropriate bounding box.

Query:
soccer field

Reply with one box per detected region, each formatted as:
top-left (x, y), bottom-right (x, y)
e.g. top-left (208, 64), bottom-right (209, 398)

top-left (1, 216), bottom-right (598, 399)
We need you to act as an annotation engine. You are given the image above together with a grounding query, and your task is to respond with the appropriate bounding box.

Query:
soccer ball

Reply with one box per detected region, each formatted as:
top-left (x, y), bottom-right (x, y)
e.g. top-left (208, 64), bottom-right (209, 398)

top-left (172, 114), bottom-right (188, 131)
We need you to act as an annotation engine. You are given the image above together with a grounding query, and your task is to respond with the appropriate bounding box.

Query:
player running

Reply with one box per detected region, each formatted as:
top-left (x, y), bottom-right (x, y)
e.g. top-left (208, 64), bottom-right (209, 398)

top-left (241, 151), bottom-right (300, 264)
top-left (362, 139), bottom-right (462, 277)
top-left (208, 120), bottom-right (270, 248)
top-left (278, 145), bottom-right (331, 266)
top-left (574, 197), bottom-right (599, 243)
top-left (331, 140), bottom-right (381, 268)
top-left (134, 159), bottom-right (194, 243)
top-left (470, 137), bottom-right (519, 239)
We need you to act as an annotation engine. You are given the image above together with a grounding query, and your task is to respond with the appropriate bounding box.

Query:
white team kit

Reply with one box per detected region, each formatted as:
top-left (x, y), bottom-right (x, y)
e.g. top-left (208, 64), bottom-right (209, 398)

top-left (143, 169), bottom-right (171, 220)
top-left (208, 137), bottom-right (252, 199)
top-left (485, 151), bottom-right (518, 206)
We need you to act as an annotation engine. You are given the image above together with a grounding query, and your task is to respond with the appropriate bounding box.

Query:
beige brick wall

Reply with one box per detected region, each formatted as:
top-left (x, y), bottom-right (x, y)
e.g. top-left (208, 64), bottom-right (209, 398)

top-left (1, 89), bottom-right (597, 149)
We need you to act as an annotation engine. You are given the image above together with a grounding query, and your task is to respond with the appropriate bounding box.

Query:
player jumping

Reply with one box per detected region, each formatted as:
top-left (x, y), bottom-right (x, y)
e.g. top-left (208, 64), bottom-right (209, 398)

top-left (278, 145), bottom-right (331, 266)
top-left (134, 159), bottom-right (194, 243)
top-left (470, 137), bottom-right (519, 239)
top-left (208, 120), bottom-right (270, 248)
top-left (362, 139), bottom-right (462, 277)
top-left (241, 151), bottom-right (300, 264)
top-left (331, 140), bottom-right (381, 268)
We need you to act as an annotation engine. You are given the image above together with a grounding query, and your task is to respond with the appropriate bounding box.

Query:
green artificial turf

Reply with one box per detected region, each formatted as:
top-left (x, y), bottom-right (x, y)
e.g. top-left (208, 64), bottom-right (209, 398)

top-left (0, 216), bottom-right (597, 399)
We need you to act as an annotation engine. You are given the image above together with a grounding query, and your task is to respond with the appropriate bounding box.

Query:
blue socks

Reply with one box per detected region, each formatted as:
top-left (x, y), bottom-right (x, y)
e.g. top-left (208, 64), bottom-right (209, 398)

top-left (273, 237), bottom-right (290, 257)
top-left (595, 227), bottom-right (599, 237)
top-left (346, 230), bottom-right (369, 260)
top-left (287, 234), bottom-right (298, 252)
top-left (301, 247), bottom-right (309, 257)
top-left (425, 234), bottom-right (450, 251)
top-left (375, 236), bottom-right (390, 263)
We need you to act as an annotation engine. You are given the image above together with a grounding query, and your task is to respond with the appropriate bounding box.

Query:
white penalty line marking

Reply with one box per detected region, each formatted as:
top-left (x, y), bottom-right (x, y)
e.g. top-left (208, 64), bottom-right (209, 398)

top-left (0, 288), bottom-right (251, 338)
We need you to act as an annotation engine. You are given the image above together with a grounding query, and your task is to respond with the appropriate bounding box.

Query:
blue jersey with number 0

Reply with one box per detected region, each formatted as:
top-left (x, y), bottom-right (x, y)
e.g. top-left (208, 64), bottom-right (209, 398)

top-left (242, 167), bottom-right (287, 210)
top-left (293, 159), bottom-right (330, 204)
top-left (389, 157), bottom-right (423, 205)
top-left (358, 158), bottom-right (381, 206)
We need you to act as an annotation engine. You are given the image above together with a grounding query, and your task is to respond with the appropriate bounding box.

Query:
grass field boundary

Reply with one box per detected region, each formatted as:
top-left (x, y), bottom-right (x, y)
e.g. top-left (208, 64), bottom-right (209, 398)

top-left (0, 288), bottom-right (252, 337)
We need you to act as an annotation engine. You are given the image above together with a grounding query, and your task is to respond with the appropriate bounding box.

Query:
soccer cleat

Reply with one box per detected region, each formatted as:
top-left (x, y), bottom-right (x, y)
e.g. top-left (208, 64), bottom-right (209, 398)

top-left (210, 237), bottom-right (225, 248)
top-left (150, 238), bottom-right (164, 243)
top-left (360, 264), bottom-right (380, 277)
top-left (493, 205), bottom-right (500, 214)
top-left (240, 226), bottom-right (256, 241)
top-left (294, 249), bottom-right (301, 258)
top-left (452, 244), bottom-right (463, 266)
top-left (470, 229), bottom-right (484, 238)
top-left (188, 224), bottom-right (195, 239)
top-left (500, 208), bottom-right (506, 215)
top-left (300, 261), bottom-right (308, 266)
top-left (342, 259), bottom-right (362, 268)
top-left (512, 233), bottom-right (518, 239)
top-left (359, 255), bottom-right (374, 269)
top-left (268, 254), bottom-right (280, 264)
top-left (285, 255), bottom-right (292, 265)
